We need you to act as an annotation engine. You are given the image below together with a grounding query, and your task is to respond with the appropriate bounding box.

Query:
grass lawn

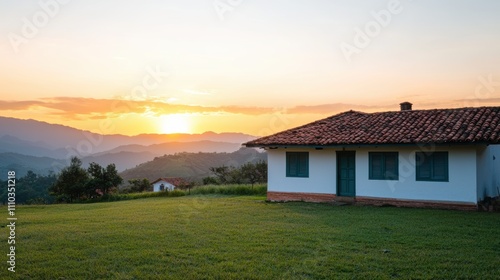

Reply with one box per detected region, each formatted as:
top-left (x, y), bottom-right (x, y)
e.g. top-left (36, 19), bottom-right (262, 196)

top-left (2, 195), bottom-right (500, 279)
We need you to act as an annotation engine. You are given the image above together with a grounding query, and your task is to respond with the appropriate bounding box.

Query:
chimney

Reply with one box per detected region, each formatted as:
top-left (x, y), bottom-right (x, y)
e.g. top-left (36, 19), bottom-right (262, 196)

top-left (400, 102), bottom-right (413, 111)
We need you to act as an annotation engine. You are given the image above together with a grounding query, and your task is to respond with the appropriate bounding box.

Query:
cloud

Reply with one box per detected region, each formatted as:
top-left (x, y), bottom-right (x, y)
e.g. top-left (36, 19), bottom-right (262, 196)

top-left (0, 97), bottom-right (279, 120)
top-left (0, 100), bottom-right (45, 110)
top-left (1, 97), bottom-right (438, 121)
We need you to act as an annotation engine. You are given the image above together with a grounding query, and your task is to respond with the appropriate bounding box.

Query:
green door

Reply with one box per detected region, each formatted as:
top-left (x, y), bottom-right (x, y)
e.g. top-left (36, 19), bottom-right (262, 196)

top-left (337, 151), bottom-right (356, 197)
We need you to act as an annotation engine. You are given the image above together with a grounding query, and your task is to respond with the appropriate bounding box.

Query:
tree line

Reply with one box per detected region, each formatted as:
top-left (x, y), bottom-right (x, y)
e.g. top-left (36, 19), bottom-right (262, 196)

top-left (0, 157), bottom-right (267, 204)
top-left (49, 157), bottom-right (123, 202)
top-left (203, 161), bottom-right (267, 185)
top-left (0, 171), bottom-right (56, 204)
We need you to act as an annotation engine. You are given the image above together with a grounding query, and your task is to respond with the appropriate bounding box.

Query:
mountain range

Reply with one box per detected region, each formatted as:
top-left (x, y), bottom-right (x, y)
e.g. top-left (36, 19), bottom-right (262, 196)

top-left (0, 116), bottom-right (258, 176)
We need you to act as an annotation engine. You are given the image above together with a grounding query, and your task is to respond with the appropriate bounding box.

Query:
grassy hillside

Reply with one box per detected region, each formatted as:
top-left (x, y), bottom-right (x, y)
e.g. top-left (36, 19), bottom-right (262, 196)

top-left (120, 148), bottom-right (267, 182)
top-left (3, 196), bottom-right (499, 279)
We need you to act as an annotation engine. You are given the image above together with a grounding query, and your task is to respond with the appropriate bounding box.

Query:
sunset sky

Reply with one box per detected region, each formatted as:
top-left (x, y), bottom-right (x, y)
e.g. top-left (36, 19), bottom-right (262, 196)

top-left (1, 0), bottom-right (500, 136)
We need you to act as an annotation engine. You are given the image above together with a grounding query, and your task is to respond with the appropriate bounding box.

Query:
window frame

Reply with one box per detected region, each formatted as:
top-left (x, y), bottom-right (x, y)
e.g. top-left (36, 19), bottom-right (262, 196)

top-left (368, 152), bottom-right (399, 180)
top-left (286, 152), bottom-right (309, 178)
top-left (415, 151), bottom-right (449, 182)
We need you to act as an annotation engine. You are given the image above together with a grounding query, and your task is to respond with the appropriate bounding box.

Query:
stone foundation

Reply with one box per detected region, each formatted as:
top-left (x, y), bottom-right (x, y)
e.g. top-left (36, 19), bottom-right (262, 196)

top-left (355, 196), bottom-right (477, 211)
top-left (267, 191), bottom-right (336, 203)
top-left (267, 191), bottom-right (477, 210)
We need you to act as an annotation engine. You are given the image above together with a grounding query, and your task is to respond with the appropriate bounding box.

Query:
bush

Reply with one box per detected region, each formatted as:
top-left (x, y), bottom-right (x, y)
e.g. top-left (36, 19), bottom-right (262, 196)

top-left (202, 176), bottom-right (218, 185)
top-left (75, 184), bottom-right (266, 204)
top-left (80, 190), bottom-right (187, 203)
top-left (191, 184), bottom-right (267, 196)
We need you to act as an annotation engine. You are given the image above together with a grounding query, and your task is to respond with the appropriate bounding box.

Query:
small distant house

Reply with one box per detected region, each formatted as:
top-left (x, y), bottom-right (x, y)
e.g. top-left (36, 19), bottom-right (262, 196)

top-left (244, 103), bottom-right (500, 210)
top-left (151, 178), bottom-right (186, 192)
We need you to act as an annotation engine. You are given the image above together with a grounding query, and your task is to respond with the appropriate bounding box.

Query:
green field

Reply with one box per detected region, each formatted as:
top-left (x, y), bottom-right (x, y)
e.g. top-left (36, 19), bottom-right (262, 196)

top-left (2, 195), bottom-right (500, 279)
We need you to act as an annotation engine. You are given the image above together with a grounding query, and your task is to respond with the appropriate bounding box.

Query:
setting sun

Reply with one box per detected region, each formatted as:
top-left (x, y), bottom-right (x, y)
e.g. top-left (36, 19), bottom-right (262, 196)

top-left (159, 114), bottom-right (192, 134)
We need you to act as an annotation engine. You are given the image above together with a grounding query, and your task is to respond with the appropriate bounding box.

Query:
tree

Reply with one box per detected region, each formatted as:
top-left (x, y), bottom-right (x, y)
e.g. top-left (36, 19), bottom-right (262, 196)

top-left (202, 176), bottom-right (218, 185)
top-left (255, 161), bottom-right (268, 183)
top-left (208, 161), bottom-right (268, 185)
top-left (104, 163), bottom-right (123, 193)
top-left (86, 162), bottom-right (104, 197)
top-left (176, 180), bottom-right (195, 194)
top-left (125, 179), bottom-right (151, 193)
top-left (241, 162), bottom-right (258, 186)
top-left (1, 171), bottom-right (56, 204)
top-left (87, 162), bottom-right (123, 196)
top-left (49, 158), bottom-right (124, 202)
top-left (209, 166), bottom-right (230, 184)
top-left (50, 157), bottom-right (89, 202)
top-left (228, 166), bottom-right (244, 184)
top-left (240, 161), bottom-right (267, 186)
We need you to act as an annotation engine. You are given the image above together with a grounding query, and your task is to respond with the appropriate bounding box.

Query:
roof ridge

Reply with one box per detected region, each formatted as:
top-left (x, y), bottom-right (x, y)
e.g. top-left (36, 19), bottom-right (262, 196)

top-left (244, 105), bottom-right (500, 147)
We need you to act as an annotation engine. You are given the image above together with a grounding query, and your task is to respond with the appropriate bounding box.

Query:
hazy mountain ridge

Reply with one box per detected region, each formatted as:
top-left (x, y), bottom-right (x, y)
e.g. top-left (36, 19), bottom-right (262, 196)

top-left (0, 135), bottom-right (68, 158)
top-left (0, 153), bottom-right (66, 177)
top-left (0, 116), bottom-right (259, 177)
top-left (0, 116), bottom-right (256, 158)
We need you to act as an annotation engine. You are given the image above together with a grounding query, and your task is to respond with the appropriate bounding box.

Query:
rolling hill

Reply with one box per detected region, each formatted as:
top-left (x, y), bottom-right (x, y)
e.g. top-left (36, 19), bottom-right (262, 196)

top-left (0, 116), bottom-right (258, 175)
top-left (94, 140), bottom-right (243, 156)
top-left (0, 116), bottom-right (256, 158)
top-left (1, 140), bottom-right (249, 177)
top-left (0, 153), bottom-right (67, 177)
top-left (120, 148), bottom-right (267, 182)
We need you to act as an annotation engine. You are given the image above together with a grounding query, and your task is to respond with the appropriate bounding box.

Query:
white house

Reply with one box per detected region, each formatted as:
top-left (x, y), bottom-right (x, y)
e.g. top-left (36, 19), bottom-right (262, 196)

top-left (244, 103), bottom-right (500, 210)
top-left (151, 178), bottom-right (185, 192)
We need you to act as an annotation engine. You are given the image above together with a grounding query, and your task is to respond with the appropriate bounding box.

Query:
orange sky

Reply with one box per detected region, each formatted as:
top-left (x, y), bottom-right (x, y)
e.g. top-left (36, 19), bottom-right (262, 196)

top-left (1, 0), bottom-right (499, 136)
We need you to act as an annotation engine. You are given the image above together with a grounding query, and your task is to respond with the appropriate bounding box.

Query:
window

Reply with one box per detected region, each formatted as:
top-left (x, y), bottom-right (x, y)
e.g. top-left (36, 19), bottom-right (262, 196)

top-left (416, 152), bottom-right (449, 182)
top-left (369, 152), bottom-right (399, 180)
top-left (286, 152), bottom-right (309, 177)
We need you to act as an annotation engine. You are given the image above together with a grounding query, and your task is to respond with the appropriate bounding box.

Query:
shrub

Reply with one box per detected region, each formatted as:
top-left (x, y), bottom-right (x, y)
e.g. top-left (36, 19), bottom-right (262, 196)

top-left (74, 184), bottom-right (266, 204)
top-left (191, 184), bottom-right (267, 196)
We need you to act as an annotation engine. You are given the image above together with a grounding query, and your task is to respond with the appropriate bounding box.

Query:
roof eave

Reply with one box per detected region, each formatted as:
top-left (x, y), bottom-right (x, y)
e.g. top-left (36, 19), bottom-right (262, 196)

top-left (244, 141), bottom-right (496, 149)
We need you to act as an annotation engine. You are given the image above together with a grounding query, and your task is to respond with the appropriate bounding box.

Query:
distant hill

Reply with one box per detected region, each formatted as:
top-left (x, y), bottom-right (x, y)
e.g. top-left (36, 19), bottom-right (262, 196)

top-left (0, 140), bottom-right (246, 175)
top-left (0, 116), bottom-right (258, 176)
top-left (81, 151), bottom-right (158, 172)
top-left (120, 148), bottom-right (267, 183)
top-left (96, 141), bottom-right (243, 156)
top-left (0, 153), bottom-right (67, 177)
top-left (1, 148), bottom-right (268, 187)
top-left (0, 116), bottom-right (256, 158)
top-left (0, 135), bottom-right (68, 158)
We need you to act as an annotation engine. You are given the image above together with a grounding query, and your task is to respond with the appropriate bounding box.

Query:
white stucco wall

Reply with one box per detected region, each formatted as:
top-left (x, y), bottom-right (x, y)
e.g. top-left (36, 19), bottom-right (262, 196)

top-left (356, 146), bottom-right (477, 203)
top-left (153, 181), bottom-right (175, 192)
top-left (267, 146), bottom-right (478, 203)
top-left (477, 144), bottom-right (500, 200)
top-left (268, 148), bottom-right (336, 194)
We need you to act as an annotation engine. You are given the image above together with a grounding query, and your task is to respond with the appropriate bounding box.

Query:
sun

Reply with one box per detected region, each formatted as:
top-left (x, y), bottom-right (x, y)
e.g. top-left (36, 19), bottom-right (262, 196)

top-left (159, 114), bottom-right (192, 134)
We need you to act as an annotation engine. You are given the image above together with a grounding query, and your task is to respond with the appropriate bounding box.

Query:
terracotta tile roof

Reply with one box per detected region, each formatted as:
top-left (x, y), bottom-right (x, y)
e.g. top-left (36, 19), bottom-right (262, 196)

top-left (244, 106), bottom-right (500, 147)
top-left (151, 177), bottom-right (187, 186)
